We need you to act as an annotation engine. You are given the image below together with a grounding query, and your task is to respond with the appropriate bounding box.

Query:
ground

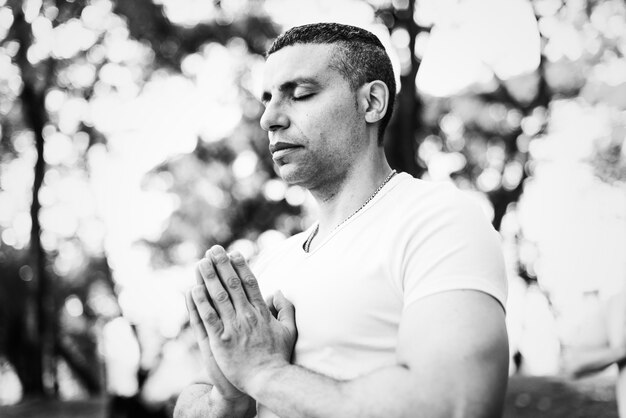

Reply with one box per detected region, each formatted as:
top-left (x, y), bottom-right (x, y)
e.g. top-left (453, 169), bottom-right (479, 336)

top-left (0, 375), bottom-right (619, 417)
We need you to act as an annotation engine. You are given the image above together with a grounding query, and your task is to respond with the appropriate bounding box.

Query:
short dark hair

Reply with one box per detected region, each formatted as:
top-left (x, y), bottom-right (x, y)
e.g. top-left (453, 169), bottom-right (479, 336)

top-left (267, 23), bottom-right (396, 145)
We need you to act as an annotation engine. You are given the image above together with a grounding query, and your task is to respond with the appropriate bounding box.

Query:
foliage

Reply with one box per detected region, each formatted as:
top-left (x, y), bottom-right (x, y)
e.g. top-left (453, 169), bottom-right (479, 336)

top-left (1, 0), bottom-right (625, 410)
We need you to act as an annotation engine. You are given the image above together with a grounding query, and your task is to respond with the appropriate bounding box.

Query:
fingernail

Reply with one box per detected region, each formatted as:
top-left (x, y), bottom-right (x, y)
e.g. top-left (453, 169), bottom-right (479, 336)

top-left (230, 251), bottom-right (243, 261)
top-left (198, 258), bottom-right (210, 272)
top-left (192, 285), bottom-right (205, 298)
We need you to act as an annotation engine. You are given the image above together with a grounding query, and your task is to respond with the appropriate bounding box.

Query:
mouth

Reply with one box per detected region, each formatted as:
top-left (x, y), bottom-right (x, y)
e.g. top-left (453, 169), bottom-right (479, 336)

top-left (269, 141), bottom-right (303, 156)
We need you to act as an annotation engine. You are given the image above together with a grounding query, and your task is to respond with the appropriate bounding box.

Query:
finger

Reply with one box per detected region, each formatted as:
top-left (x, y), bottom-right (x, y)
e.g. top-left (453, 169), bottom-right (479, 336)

top-left (186, 289), bottom-right (208, 342)
top-left (191, 284), bottom-right (228, 341)
top-left (229, 250), bottom-right (270, 315)
top-left (206, 246), bottom-right (252, 313)
top-left (187, 290), bottom-right (231, 387)
top-left (272, 291), bottom-right (297, 337)
top-left (265, 294), bottom-right (279, 318)
top-left (198, 258), bottom-right (236, 322)
top-left (195, 264), bottom-right (204, 285)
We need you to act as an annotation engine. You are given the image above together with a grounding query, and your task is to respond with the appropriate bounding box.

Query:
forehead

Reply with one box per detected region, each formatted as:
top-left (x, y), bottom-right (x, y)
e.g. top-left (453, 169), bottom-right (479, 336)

top-left (262, 43), bottom-right (343, 88)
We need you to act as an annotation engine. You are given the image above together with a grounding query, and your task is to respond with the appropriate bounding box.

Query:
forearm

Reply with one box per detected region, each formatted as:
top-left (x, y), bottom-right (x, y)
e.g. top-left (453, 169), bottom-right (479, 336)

top-left (246, 363), bottom-right (501, 418)
top-left (174, 383), bottom-right (255, 418)
top-left (562, 346), bottom-right (626, 377)
top-left (616, 363), bottom-right (626, 417)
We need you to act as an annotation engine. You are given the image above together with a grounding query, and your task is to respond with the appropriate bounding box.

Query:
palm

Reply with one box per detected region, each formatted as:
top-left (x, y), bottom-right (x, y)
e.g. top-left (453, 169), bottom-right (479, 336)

top-left (186, 291), bottom-right (246, 400)
top-left (197, 333), bottom-right (244, 399)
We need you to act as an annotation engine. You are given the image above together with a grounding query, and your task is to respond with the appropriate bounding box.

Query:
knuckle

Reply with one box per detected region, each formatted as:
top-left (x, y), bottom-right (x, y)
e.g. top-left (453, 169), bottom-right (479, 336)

top-left (244, 311), bottom-right (258, 325)
top-left (203, 268), bottom-right (216, 279)
top-left (191, 285), bottom-right (205, 299)
top-left (226, 276), bottom-right (241, 289)
top-left (201, 310), bottom-right (220, 325)
top-left (231, 255), bottom-right (246, 267)
top-left (243, 276), bottom-right (258, 288)
top-left (215, 291), bottom-right (230, 303)
top-left (214, 254), bottom-right (229, 264)
top-left (210, 248), bottom-right (229, 264)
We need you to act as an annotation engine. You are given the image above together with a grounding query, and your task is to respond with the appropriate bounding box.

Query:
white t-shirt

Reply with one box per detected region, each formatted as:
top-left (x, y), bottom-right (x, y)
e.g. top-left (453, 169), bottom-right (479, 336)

top-left (252, 173), bottom-right (507, 418)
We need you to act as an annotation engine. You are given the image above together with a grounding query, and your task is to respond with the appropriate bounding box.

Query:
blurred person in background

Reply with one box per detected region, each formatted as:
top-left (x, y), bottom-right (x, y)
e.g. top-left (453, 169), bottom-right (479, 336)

top-left (175, 22), bottom-right (509, 418)
top-left (559, 289), bottom-right (626, 417)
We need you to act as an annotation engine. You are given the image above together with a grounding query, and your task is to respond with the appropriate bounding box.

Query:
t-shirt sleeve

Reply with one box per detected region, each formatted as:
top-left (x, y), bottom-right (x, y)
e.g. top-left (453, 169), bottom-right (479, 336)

top-left (397, 189), bottom-right (508, 312)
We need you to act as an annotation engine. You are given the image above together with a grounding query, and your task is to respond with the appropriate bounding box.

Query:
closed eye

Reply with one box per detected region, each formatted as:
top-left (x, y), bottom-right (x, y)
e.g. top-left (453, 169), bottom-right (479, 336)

top-left (292, 93), bottom-right (314, 101)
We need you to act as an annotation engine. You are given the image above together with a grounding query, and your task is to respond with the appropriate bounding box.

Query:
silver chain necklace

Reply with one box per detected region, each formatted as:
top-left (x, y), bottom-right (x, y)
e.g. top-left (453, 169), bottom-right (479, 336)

top-left (303, 169), bottom-right (397, 252)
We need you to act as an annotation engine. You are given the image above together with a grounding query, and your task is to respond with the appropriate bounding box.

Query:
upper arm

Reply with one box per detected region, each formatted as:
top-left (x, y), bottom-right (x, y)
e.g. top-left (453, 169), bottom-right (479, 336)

top-left (396, 290), bottom-right (509, 418)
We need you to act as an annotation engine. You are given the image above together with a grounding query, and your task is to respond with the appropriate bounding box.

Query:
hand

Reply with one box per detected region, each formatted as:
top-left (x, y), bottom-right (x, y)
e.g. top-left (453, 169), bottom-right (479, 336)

top-left (191, 245), bottom-right (297, 392)
top-left (185, 290), bottom-right (249, 404)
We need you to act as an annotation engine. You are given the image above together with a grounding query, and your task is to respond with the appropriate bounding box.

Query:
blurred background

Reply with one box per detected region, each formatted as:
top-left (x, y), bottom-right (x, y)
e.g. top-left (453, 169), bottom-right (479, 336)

top-left (0, 0), bottom-right (625, 416)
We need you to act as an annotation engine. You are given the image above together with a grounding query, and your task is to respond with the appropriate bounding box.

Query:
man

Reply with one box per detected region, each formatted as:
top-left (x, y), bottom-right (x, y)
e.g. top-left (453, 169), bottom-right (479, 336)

top-left (176, 22), bottom-right (509, 418)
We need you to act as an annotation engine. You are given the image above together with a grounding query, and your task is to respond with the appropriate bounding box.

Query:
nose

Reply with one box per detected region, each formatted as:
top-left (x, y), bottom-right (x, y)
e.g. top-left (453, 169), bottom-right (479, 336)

top-left (260, 100), bottom-right (289, 132)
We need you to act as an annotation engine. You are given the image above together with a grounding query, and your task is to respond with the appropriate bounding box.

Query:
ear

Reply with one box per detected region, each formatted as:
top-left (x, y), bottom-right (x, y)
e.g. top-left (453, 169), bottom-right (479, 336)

top-left (359, 80), bottom-right (389, 124)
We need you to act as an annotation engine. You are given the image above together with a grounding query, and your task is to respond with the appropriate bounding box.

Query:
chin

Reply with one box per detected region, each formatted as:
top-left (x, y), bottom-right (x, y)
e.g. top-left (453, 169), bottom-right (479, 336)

top-left (276, 165), bottom-right (309, 186)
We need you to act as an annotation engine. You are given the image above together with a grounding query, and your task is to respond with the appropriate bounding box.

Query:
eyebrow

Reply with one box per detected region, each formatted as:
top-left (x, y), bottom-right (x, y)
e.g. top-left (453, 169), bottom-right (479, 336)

top-left (261, 77), bottom-right (321, 105)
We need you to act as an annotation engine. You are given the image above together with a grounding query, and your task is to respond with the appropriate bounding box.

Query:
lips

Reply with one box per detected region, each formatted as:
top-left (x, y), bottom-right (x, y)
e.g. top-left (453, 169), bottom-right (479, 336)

top-left (269, 141), bottom-right (303, 154)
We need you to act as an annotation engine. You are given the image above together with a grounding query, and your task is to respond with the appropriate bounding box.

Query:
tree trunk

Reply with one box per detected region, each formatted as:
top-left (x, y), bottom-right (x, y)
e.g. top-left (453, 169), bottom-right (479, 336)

top-left (12, 5), bottom-right (57, 398)
top-left (384, 0), bottom-right (424, 178)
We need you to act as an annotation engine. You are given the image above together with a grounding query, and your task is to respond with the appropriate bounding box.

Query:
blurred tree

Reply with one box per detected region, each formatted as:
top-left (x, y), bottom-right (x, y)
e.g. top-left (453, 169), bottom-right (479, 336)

top-left (0, 0), bottom-right (280, 413)
top-left (378, 0), bottom-right (424, 177)
top-left (2, 0), bottom-right (624, 412)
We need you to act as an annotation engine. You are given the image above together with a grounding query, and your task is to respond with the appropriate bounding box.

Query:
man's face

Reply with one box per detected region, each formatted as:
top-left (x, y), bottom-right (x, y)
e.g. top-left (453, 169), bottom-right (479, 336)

top-left (260, 43), bottom-right (366, 189)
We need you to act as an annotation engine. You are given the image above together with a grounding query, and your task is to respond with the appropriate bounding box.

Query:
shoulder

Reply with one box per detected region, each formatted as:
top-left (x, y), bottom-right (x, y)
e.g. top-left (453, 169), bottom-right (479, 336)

top-left (385, 174), bottom-right (507, 310)
top-left (385, 173), bottom-right (493, 231)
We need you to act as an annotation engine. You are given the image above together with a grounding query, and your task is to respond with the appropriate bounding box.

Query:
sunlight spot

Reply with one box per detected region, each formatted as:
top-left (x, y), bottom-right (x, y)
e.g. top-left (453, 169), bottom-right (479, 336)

top-left (0, 358), bottom-right (22, 406)
top-left (65, 295), bottom-right (84, 317)
top-left (263, 179), bottom-right (287, 201)
top-left (77, 219), bottom-right (106, 255)
top-left (43, 4), bottom-right (58, 21)
top-left (0, 7), bottom-right (14, 35)
top-left (285, 185), bottom-right (307, 207)
top-left (102, 318), bottom-right (140, 396)
top-left (52, 19), bottom-right (98, 59)
top-left (257, 229), bottom-right (287, 253)
top-left (0, 228), bottom-right (17, 248)
top-left (0, 157), bottom-right (35, 193)
top-left (22, 0), bottom-right (42, 23)
top-left (66, 62), bottom-right (97, 89)
top-left (58, 96), bottom-right (88, 135)
top-left (228, 239), bottom-right (256, 260)
top-left (503, 161), bottom-right (524, 190)
top-left (99, 62), bottom-right (134, 88)
top-left (427, 152), bottom-right (466, 181)
top-left (414, 0), bottom-right (456, 27)
top-left (41, 205), bottom-right (79, 238)
top-left (232, 150), bottom-right (258, 179)
top-left (53, 241), bottom-right (85, 276)
top-left (45, 89), bottom-right (66, 113)
top-left (181, 52), bottom-right (204, 77)
top-left (18, 265), bottom-right (33, 282)
top-left (0, 193), bottom-right (17, 226)
top-left (477, 167), bottom-right (502, 192)
top-left (391, 27), bottom-right (410, 49)
top-left (156, 0), bottom-right (216, 27)
top-left (172, 242), bottom-right (198, 265)
top-left (26, 43), bottom-right (48, 64)
top-left (43, 131), bottom-right (74, 165)
top-left (11, 212), bottom-right (30, 245)
top-left (81, 0), bottom-right (114, 31)
top-left (417, 0), bottom-right (540, 96)
top-left (32, 15), bottom-right (52, 39)
top-left (417, 135), bottom-right (443, 164)
top-left (264, 0), bottom-right (375, 29)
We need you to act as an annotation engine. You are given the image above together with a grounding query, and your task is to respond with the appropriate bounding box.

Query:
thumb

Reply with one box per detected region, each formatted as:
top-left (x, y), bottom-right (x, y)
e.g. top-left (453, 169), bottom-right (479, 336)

top-left (273, 291), bottom-right (296, 335)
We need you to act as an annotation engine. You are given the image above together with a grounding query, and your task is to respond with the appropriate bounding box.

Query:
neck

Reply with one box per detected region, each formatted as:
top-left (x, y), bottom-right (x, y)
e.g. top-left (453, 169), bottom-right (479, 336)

top-left (309, 155), bottom-right (393, 236)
